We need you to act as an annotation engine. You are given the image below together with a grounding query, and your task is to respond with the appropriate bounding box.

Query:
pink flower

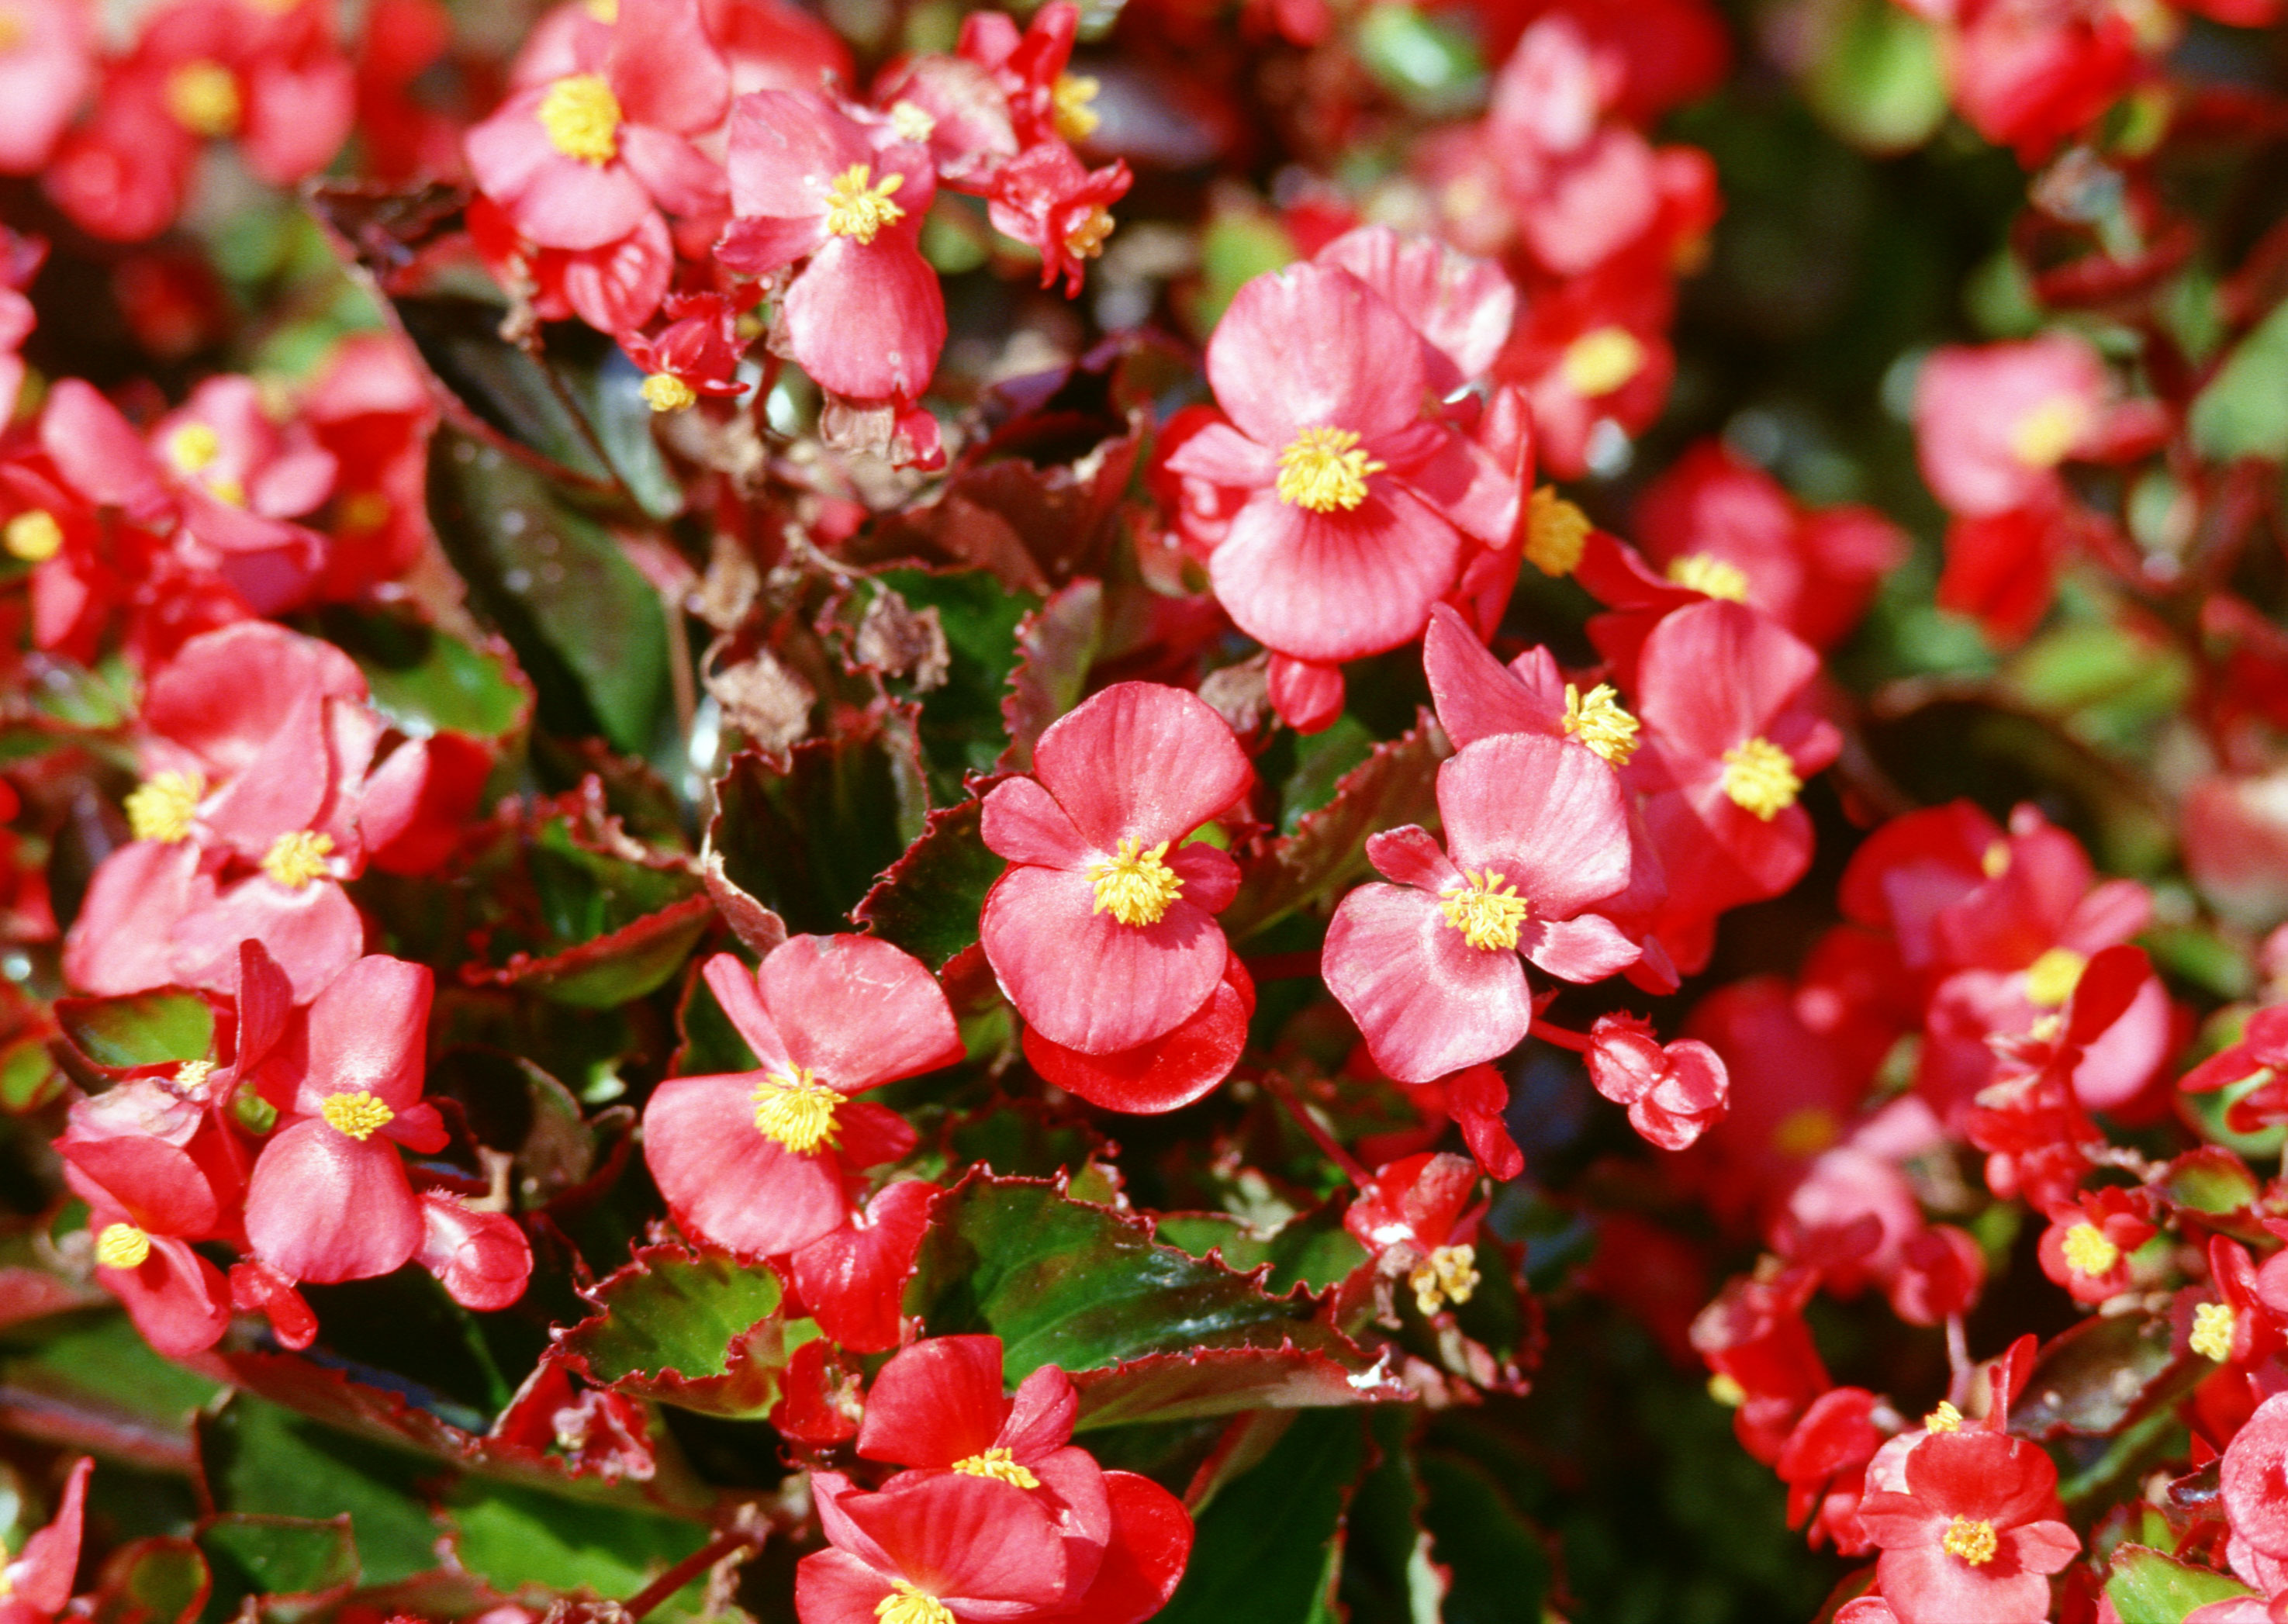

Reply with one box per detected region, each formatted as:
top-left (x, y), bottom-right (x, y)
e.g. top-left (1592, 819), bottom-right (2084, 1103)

top-left (464, 0), bottom-right (728, 251)
top-left (1856, 1429), bottom-right (2078, 1624)
top-left (979, 682), bottom-right (1251, 1083)
top-left (60, 1128), bottom-right (234, 1356)
top-left (716, 89), bottom-right (944, 405)
top-left (242, 955), bottom-right (451, 1284)
top-left (956, 1), bottom-right (1094, 153)
top-left (986, 140), bottom-right (1131, 297)
top-left (643, 936), bottom-right (963, 1259)
top-left (1584, 1012), bottom-right (1729, 1151)
top-left (0, 1457), bottom-right (92, 1624)
top-left (1344, 1151), bottom-right (1488, 1317)
top-left (617, 292), bottom-right (750, 411)
top-left (0, 0), bottom-right (94, 174)
top-left (2222, 1394), bottom-right (2288, 1577)
top-left (1323, 730), bottom-right (1638, 1083)
top-left (1914, 336), bottom-right (2110, 520)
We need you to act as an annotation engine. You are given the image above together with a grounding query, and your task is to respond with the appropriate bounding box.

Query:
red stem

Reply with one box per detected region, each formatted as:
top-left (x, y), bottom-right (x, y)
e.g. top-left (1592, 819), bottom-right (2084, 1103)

top-left (1260, 1071), bottom-right (1372, 1187)
top-left (623, 1529), bottom-right (759, 1622)
top-left (1529, 1018), bottom-right (1592, 1054)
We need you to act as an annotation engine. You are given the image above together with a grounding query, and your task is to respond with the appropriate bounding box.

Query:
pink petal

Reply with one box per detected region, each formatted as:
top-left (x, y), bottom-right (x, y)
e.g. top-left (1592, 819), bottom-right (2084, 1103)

top-left (1210, 485), bottom-right (1464, 662)
top-left (701, 952), bottom-right (795, 1073)
top-left (104, 1235), bottom-right (230, 1357)
top-left (618, 124), bottom-right (727, 218)
top-left (981, 865), bottom-right (1229, 1054)
top-left (62, 839), bottom-right (199, 996)
top-left (1423, 603), bottom-right (1556, 748)
top-left (39, 379), bottom-right (166, 519)
top-left (835, 1473), bottom-right (1072, 1608)
top-left (1516, 911), bottom-right (1640, 982)
top-left (793, 1548), bottom-right (897, 1624)
top-left (1314, 225), bottom-right (1514, 393)
top-left (1436, 731), bottom-right (1631, 919)
top-left (783, 235), bottom-right (945, 404)
top-left (786, 1179), bottom-right (938, 1353)
top-left (759, 934), bottom-right (963, 1093)
top-left (1322, 882), bottom-right (1533, 1084)
top-left (1032, 682), bottom-right (1251, 852)
top-left (1367, 825), bottom-right (1460, 891)
top-left (641, 1073), bottom-right (847, 1257)
top-left (1160, 418), bottom-right (1277, 490)
top-left (724, 88), bottom-right (871, 222)
top-left (1023, 959), bottom-right (1252, 1114)
top-left (168, 875), bottom-right (365, 1004)
top-left (980, 776), bottom-right (1094, 869)
top-left (714, 212), bottom-right (828, 275)
top-left (607, 0), bottom-right (729, 132)
top-left (1636, 599), bottom-right (1823, 761)
top-left (1205, 263), bottom-right (1429, 448)
top-left (289, 955), bottom-right (430, 1114)
top-left (244, 1120), bottom-right (423, 1284)
top-left (416, 1195), bottom-right (531, 1311)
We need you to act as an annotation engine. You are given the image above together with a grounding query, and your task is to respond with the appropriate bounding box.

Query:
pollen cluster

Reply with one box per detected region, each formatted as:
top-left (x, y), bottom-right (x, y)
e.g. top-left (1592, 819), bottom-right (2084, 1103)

top-left (262, 830), bottom-right (336, 889)
top-left (1408, 1242), bottom-right (1480, 1317)
top-left (1439, 869), bottom-right (1529, 952)
top-left (2060, 1221), bottom-right (2119, 1278)
top-left (165, 60), bottom-right (240, 136)
top-left (822, 164), bottom-right (906, 244)
top-left (1720, 737), bottom-right (1799, 821)
top-left (2011, 395), bottom-right (2086, 468)
top-left (641, 372), bottom-right (696, 413)
top-left (321, 1090), bottom-right (395, 1140)
top-left (1276, 427), bottom-right (1383, 513)
top-left (126, 770), bottom-right (204, 844)
top-left (93, 1222), bottom-right (152, 1270)
top-left (1666, 551), bottom-right (1750, 603)
top-left (1561, 681), bottom-right (1640, 765)
top-left (5, 509), bottom-right (62, 562)
top-left (2023, 946), bottom-right (2086, 1008)
top-left (1052, 71), bottom-right (1100, 140)
top-left (1923, 1401), bottom-right (1963, 1433)
top-left (752, 1066), bottom-right (841, 1153)
top-left (953, 1446), bottom-right (1040, 1489)
top-left (1525, 485), bottom-right (1589, 576)
top-left (2193, 1301), bottom-right (2237, 1362)
top-left (1064, 206), bottom-right (1115, 262)
top-left (1089, 836), bottom-right (1182, 928)
top-left (875, 1582), bottom-right (952, 1624)
top-left (166, 422), bottom-right (222, 476)
top-left (1942, 1515), bottom-right (1998, 1567)
top-left (538, 74), bottom-right (621, 164)
top-left (1559, 326), bottom-right (1644, 398)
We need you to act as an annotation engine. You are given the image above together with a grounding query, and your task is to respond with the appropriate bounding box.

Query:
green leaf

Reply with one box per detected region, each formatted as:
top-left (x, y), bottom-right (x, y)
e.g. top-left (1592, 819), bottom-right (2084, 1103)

top-left (854, 800), bottom-right (1004, 969)
top-left (90, 1537), bottom-right (209, 1624)
top-left (198, 1397), bottom-right (442, 1587)
top-left (1417, 1451), bottom-right (1553, 1624)
top-left (56, 990), bottom-right (214, 1071)
top-left (427, 428), bottom-right (671, 755)
top-left (2013, 1314), bottom-right (2188, 1439)
top-left (197, 1515), bottom-right (358, 1609)
top-left (442, 1481), bottom-right (709, 1614)
top-left (706, 721), bottom-right (929, 937)
top-left (1802, 0), bottom-right (1947, 154)
top-left (2192, 298), bottom-right (2288, 462)
top-left (904, 1173), bottom-right (1400, 1429)
top-left (1155, 1208), bottom-right (1370, 1295)
top-left (999, 579), bottom-right (1103, 772)
top-left (2103, 1545), bottom-right (2255, 1624)
top-left (1156, 1410), bottom-right (1363, 1624)
top-left (2157, 1147), bottom-right (2262, 1217)
top-left (1, 1033), bottom-right (66, 1112)
top-left (0, 1311), bottom-right (221, 1470)
top-left (1338, 1411), bottom-right (1442, 1624)
top-left (1353, 3), bottom-right (1484, 116)
top-left (314, 606), bottom-right (532, 741)
top-left (556, 1243), bottom-right (792, 1418)
top-left (864, 569), bottom-right (1037, 802)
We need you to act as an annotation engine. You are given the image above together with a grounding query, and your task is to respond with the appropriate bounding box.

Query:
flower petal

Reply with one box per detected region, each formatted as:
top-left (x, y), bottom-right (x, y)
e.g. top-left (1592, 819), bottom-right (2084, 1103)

top-left (1323, 882), bottom-right (1532, 1084)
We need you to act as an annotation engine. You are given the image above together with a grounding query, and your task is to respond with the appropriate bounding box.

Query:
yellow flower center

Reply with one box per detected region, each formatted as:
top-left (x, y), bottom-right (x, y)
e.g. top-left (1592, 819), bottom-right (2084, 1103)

top-left (875, 1583), bottom-right (953, 1624)
top-left (1525, 485), bottom-right (1589, 576)
top-left (1923, 1400), bottom-right (1963, 1433)
top-left (823, 164), bottom-right (906, 244)
top-left (1561, 682), bottom-right (1640, 765)
top-left (0, 10), bottom-right (24, 50)
top-left (261, 830), bottom-right (334, 889)
top-left (1666, 552), bottom-right (1751, 603)
top-left (4, 510), bottom-right (61, 562)
top-left (1439, 869), bottom-right (1529, 952)
top-left (93, 1222), bottom-right (152, 1270)
top-left (585, 0), bottom-right (617, 19)
top-left (339, 491), bottom-right (391, 532)
top-left (125, 771), bottom-right (205, 844)
top-left (2193, 1301), bottom-right (2237, 1362)
top-left (165, 422), bottom-right (221, 477)
top-left (1772, 1107), bottom-right (1839, 1159)
top-left (2012, 395), bottom-right (2087, 468)
top-left (1721, 738), bottom-right (1800, 821)
top-left (1065, 206), bottom-right (1115, 261)
top-left (1408, 1242), bottom-right (1479, 1316)
top-left (165, 60), bottom-right (240, 137)
top-left (1942, 1516), bottom-right (1998, 1566)
top-left (1982, 840), bottom-right (2011, 879)
top-left (1276, 427), bottom-right (1384, 513)
top-left (2061, 1222), bottom-right (2119, 1278)
top-left (2023, 947), bottom-right (2086, 1009)
top-left (1559, 327), bottom-right (1645, 398)
top-left (320, 1090), bottom-right (395, 1140)
top-left (1052, 72), bottom-right (1101, 140)
top-left (953, 1447), bottom-right (1041, 1488)
top-left (537, 74), bottom-right (622, 165)
top-left (641, 372), bottom-right (696, 413)
top-left (888, 99), bottom-right (936, 143)
top-left (1089, 836), bottom-right (1183, 928)
top-left (1707, 1373), bottom-right (1746, 1407)
top-left (752, 1065), bottom-right (840, 1153)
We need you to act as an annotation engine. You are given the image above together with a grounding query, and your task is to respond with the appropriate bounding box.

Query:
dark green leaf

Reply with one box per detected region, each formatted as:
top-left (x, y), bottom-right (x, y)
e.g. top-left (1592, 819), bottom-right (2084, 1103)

top-left (1418, 1451), bottom-right (1553, 1624)
top-left (864, 569), bottom-right (1037, 801)
top-left (56, 991), bottom-right (213, 1071)
top-left (1000, 579), bottom-right (1102, 772)
top-left (1155, 1208), bottom-right (1369, 1296)
top-left (706, 721), bottom-right (928, 937)
top-left (314, 606), bottom-right (532, 741)
top-left (557, 1243), bottom-right (791, 1418)
top-left (2013, 1313), bottom-right (2188, 1439)
top-left (198, 1398), bottom-right (442, 1587)
top-left (1156, 1410), bottom-right (1363, 1624)
top-left (441, 1481), bottom-right (709, 1612)
top-left (0, 1311), bottom-right (220, 1470)
top-left (91, 1537), bottom-right (209, 1624)
top-left (198, 1515), bottom-right (358, 1609)
top-left (854, 800), bottom-right (1003, 969)
top-left (2103, 1545), bottom-right (2255, 1624)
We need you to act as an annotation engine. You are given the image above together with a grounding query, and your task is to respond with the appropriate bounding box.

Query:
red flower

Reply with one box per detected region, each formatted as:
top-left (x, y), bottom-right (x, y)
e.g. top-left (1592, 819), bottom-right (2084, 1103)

top-left (1422, 603), bottom-right (1643, 769)
top-left (1914, 337), bottom-right (2110, 520)
top-left (785, 1178), bottom-right (942, 1353)
top-left (0, 0), bottom-right (94, 175)
top-left (985, 140), bottom-right (1131, 298)
top-left (60, 1127), bottom-right (234, 1356)
top-left (1584, 1012), bottom-right (1729, 1151)
top-left (2034, 1184), bottom-right (2154, 1304)
top-left (617, 292), bottom-right (750, 412)
top-left (416, 1194), bottom-right (534, 1311)
top-left (1691, 1262), bottom-right (1829, 1463)
top-left (2183, 1004), bottom-right (2288, 1132)
top-left (466, 192), bottom-right (675, 336)
top-left (243, 954), bottom-right (451, 1284)
top-left (2221, 1394), bottom-right (2288, 1579)
top-left (643, 936), bottom-right (963, 1259)
top-left (717, 89), bottom-right (943, 406)
top-left (1856, 1429), bottom-right (2078, 1624)
top-left (464, 0), bottom-right (728, 252)
top-left (1775, 1387), bottom-right (1887, 1555)
top-left (1344, 1152), bottom-right (1487, 1317)
top-left (980, 682), bottom-right (1250, 1091)
top-left (1944, 0), bottom-right (2140, 163)
top-left (1488, 261), bottom-right (1675, 482)
top-left (1312, 225), bottom-right (1516, 398)
top-left (955, 1), bottom-right (1094, 152)
top-left (0, 1457), bottom-right (92, 1624)
top-left (1326, 731), bottom-right (1638, 1083)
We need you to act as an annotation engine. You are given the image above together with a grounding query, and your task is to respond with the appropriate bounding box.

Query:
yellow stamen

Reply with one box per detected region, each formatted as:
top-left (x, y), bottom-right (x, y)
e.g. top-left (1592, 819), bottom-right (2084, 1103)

top-left (1052, 72), bottom-right (1101, 140)
top-left (2023, 947), bottom-right (2086, 1009)
top-left (165, 422), bottom-right (221, 476)
top-left (2012, 396), bottom-right (2086, 468)
top-left (5, 510), bottom-right (62, 562)
top-left (1525, 485), bottom-right (1588, 576)
top-left (888, 99), bottom-right (936, 143)
top-left (537, 74), bottom-right (621, 165)
top-left (2029, 1013), bottom-right (2065, 1045)
top-left (339, 491), bottom-right (391, 532)
top-left (1942, 1516), bottom-right (1998, 1566)
top-left (164, 61), bottom-right (240, 137)
top-left (2193, 1301), bottom-right (2237, 1362)
top-left (752, 1066), bottom-right (840, 1153)
top-left (261, 830), bottom-right (334, 889)
top-left (1561, 682), bottom-right (1640, 765)
top-left (1089, 836), bottom-right (1183, 928)
top-left (1064, 206), bottom-right (1115, 262)
top-left (1559, 327), bottom-right (1644, 398)
top-left (2061, 1222), bottom-right (2119, 1278)
top-left (93, 1222), bottom-right (151, 1270)
top-left (320, 1090), bottom-right (394, 1140)
top-left (175, 1059), bottom-right (216, 1094)
top-left (641, 372), bottom-right (696, 413)
top-left (953, 1447), bottom-right (1040, 1489)
top-left (1408, 1242), bottom-right (1479, 1316)
top-left (1772, 1107), bottom-right (1839, 1159)
top-left (0, 11), bottom-right (23, 50)
top-left (585, 0), bottom-right (617, 19)
top-left (1276, 427), bottom-right (1383, 513)
top-left (1707, 1373), bottom-right (1746, 1407)
top-left (125, 771), bottom-right (204, 844)
top-left (1667, 552), bottom-right (1750, 603)
top-left (1438, 869), bottom-right (1529, 952)
top-left (1923, 1401), bottom-right (1963, 1433)
top-left (1721, 738), bottom-right (1800, 821)
top-left (875, 1583), bottom-right (952, 1624)
top-left (822, 164), bottom-right (906, 244)
top-left (1982, 841), bottom-right (2010, 879)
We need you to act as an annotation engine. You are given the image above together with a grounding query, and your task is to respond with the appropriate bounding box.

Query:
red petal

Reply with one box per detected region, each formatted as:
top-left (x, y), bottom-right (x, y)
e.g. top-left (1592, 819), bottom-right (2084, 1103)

top-left (857, 1335), bottom-right (1012, 1468)
top-left (1031, 683), bottom-right (1251, 854)
top-left (244, 1120), bottom-right (423, 1284)
top-left (641, 1073), bottom-right (847, 1257)
top-left (785, 1179), bottom-right (938, 1353)
top-left (982, 865), bottom-right (1229, 1055)
top-left (761, 934), bottom-right (963, 1094)
top-left (1023, 958), bottom-right (1252, 1114)
top-left (1323, 882), bottom-right (1532, 1084)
